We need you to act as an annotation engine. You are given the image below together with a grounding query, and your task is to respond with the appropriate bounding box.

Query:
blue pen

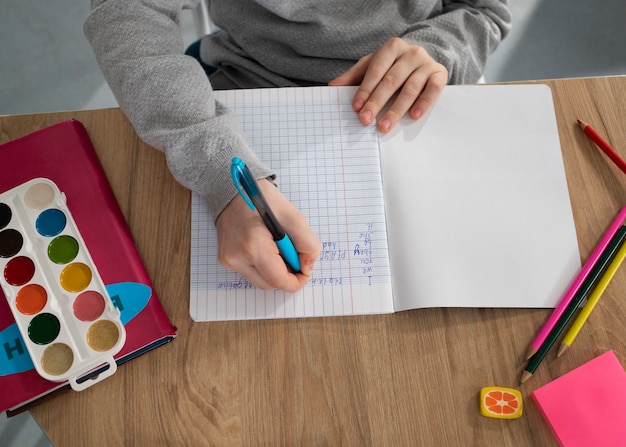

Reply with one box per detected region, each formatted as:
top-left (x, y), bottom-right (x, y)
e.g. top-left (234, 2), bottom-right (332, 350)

top-left (231, 157), bottom-right (301, 272)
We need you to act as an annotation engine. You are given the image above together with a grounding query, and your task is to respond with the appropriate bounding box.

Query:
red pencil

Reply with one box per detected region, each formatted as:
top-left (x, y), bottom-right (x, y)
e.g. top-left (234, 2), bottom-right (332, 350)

top-left (578, 119), bottom-right (626, 175)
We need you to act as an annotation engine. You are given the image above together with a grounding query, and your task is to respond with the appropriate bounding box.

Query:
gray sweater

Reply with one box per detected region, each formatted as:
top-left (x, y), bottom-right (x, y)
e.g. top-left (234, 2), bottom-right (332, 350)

top-left (84, 0), bottom-right (510, 220)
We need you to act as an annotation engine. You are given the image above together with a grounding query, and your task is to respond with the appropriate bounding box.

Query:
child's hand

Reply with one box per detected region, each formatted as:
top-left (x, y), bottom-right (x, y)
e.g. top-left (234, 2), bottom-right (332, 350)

top-left (329, 37), bottom-right (448, 133)
top-left (215, 179), bottom-right (322, 292)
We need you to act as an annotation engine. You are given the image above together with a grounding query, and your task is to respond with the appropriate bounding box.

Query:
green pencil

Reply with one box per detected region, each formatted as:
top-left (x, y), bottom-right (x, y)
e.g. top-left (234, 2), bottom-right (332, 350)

top-left (519, 225), bottom-right (626, 385)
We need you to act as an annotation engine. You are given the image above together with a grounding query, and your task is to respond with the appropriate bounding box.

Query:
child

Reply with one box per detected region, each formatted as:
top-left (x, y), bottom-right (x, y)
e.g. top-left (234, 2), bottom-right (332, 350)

top-left (84, 0), bottom-right (511, 292)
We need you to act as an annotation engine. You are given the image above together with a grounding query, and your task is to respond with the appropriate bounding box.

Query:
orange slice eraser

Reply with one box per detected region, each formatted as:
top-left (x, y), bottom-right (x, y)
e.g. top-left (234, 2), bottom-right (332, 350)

top-left (479, 386), bottom-right (523, 419)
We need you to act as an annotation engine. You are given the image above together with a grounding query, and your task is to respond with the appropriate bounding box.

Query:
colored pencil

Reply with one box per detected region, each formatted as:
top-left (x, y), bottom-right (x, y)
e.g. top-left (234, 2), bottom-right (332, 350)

top-left (519, 226), bottom-right (626, 385)
top-left (558, 241), bottom-right (626, 357)
top-left (578, 119), bottom-right (626, 175)
top-left (525, 205), bottom-right (626, 359)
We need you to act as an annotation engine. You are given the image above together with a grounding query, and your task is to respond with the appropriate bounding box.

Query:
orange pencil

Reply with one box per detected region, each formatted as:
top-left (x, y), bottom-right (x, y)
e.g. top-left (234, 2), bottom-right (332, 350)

top-left (578, 119), bottom-right (626, 175)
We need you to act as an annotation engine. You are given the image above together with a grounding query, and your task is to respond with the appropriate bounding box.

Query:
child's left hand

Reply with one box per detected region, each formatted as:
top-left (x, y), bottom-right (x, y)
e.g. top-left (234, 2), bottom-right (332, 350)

top-left (329, 37), bottom-right (448, 133)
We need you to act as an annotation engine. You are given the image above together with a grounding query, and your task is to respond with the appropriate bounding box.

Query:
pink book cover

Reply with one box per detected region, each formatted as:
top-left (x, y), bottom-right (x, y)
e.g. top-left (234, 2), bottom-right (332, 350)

top-left (531, 350), bottom-right (626, 446)
top-left (0, 120), bottom-right (177, 414)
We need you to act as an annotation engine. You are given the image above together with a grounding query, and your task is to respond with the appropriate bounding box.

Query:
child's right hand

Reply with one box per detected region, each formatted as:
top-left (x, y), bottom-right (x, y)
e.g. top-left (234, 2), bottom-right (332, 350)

top-left (215, 179), bottom-right (322, 292)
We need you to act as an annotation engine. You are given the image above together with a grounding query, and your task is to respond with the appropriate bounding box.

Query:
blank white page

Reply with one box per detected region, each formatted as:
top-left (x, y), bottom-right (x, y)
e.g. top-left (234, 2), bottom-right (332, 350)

top-left (380, 84), bottom-right (581, 310)
top-left (190, 86), bottom-right (394, 321)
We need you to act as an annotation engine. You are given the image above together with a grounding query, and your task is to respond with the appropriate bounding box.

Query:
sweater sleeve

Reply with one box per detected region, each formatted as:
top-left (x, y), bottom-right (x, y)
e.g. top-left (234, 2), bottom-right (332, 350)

top-left (402, 0), bottom-right (511, 83)
top-left (83, 0), bottom-right (274, 220)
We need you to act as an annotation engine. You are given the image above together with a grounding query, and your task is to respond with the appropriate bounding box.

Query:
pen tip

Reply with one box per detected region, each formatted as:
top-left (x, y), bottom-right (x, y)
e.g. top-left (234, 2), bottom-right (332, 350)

top-left (576, 118), bottom-right (587, 129)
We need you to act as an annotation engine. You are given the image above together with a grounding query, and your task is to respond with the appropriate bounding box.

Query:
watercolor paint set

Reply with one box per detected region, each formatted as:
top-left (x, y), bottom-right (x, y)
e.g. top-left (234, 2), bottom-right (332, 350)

top-left (0, 119), bottom-right (176, 415)
top-left (0, 178), bottom-right (126, 390)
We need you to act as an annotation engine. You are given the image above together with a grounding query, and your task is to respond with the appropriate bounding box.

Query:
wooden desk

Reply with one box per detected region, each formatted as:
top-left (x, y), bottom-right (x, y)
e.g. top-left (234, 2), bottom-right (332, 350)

top-left (2, 76), bottom-right (626, 446)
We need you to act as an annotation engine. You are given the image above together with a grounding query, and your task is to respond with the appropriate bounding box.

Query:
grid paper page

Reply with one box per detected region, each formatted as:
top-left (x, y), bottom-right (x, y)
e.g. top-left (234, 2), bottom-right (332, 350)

top-left (190, 86), bottom-right (394, 321)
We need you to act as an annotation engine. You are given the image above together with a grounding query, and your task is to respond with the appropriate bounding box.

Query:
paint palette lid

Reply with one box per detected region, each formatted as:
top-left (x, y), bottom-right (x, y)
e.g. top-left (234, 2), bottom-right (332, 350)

top-left (0, 178), bottom-right (126, 390)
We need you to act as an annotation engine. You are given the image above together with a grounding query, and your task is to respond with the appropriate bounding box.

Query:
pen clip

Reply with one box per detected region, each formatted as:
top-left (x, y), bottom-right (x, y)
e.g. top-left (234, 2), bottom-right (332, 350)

top-left (231, 157), bottom-right (256, 211)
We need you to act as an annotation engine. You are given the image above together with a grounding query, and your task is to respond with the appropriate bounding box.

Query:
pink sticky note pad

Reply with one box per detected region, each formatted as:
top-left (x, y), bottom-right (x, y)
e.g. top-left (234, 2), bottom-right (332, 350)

top-left (531, 350), bottom-right (626, 447)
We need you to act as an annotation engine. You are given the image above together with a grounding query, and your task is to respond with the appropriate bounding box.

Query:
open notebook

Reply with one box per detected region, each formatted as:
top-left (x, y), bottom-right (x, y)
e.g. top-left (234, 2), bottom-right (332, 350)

top-left (190, 85), bottom-right (580, 321)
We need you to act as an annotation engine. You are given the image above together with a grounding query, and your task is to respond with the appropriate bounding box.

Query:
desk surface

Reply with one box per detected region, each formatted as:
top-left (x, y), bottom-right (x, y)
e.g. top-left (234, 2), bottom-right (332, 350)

top-left (2, 76), bottom-right (626, 446)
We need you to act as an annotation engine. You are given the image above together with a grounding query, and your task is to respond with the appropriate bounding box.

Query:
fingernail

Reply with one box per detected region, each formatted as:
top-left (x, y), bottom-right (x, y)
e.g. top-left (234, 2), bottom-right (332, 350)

top-left (301, 258), bottom-right (315, 276)
top-left (360, 110), bottom-right (372, 123)
top-left (353, 98), bottom-right (364, 111)
top-left (379, 118), bottom-right (391, 132)
top-left (411, 108), bottom-right (423, 120)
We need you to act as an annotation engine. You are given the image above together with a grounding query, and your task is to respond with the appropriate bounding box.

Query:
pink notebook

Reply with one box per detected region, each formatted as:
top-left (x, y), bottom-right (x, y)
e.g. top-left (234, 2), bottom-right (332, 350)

top-left (0, 120), bottom-right (177, 415)
top-left (531, 350), bottom-right (626, 446)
